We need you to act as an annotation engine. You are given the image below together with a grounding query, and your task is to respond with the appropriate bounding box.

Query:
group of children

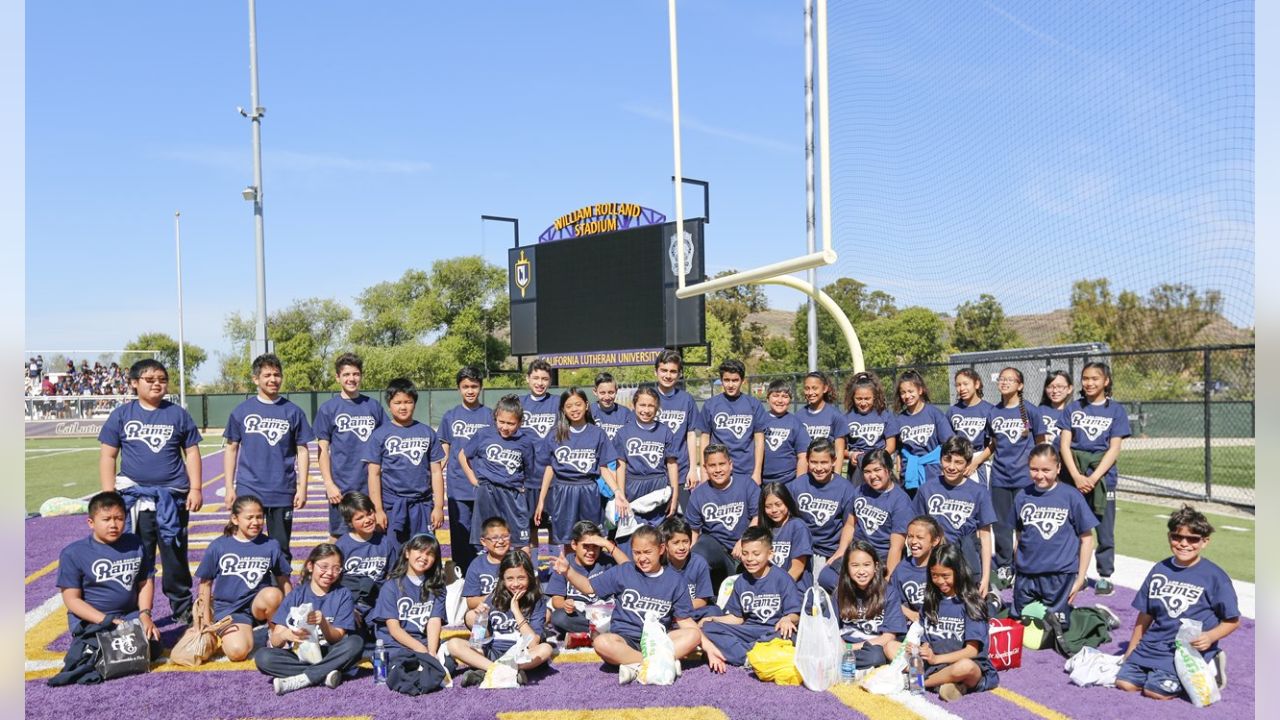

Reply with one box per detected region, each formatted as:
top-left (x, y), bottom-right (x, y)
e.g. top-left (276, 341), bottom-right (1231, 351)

top-left (56, 351), bottom-right (1239, 704)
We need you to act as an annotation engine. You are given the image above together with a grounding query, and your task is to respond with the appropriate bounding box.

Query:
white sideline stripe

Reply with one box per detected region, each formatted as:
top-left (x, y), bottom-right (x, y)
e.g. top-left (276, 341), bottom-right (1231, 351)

top-left (26, 595), bottom-right (63, 631)
top-left (1093, 554), bottom-right (1254, 620)
top-left (1222, 525), bottom-right (1250, 532)
top-left (875, 688), bottom-right (963, 720)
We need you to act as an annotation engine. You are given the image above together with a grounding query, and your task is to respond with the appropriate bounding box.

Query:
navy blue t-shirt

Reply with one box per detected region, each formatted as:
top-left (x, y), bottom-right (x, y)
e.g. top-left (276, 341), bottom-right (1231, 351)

top-left (1013, 482), bottom-right (1098, 574)
top-left (767, 518), bottom-right (814, 578)
top-left (590, 563), bottom-right (694, 639)
top-left (99, 400), bottom-right (202, 489)
top-left (686, 476), bottom-right (760, 551)
top-left (702, 392), bottom-right (769, 472)
top-left (224, 396), bottom-right (315, 507)
top-left (914, 477), bottom-right (997, 544)
top-left (723, 568), bottom-right (802, 628)
top-left (789, 473), bottom-right (856, 556)
top-left (1065, 399), bottom-right (1132, 488)
top-left (370, 575), bottom-right (447, 650)
top-left (760, 411), bottom-right (807, 482)
top-left (851, 483), bottom-right (914, 561)
top-left (614, 419), bottom-right (677, 484)
top-left (845, 409), bottom-right (899, 457)
top-left (484, 595), bottom-right (549, 657)
top-left (882, 559), bottom-right (929, 634)
top-left (273, 582), bottom-right (357, 633)
top-left (671, 553), bottom-right (716, 605)
top-left (988, 402), bottom-right (1045, 489)
top-left (1037, 404), bottom-right (1069, 447)
top-left (462, 553), bottom-right (503, 598)
top-left (57, 534), bottom-right (154, 635)
top-left (313, 394), bottom-right (385, 494)
top-left (591, 402), bottom-right (634, 442)
top-left (1129, 558), bottom-right (1239, 673)
top-left (948, 400), bottom-right (994, 452)
top-left (194, 534), bottom-right (292, 619)
top-left (896, 405), bottom-right (955, 485)
top-left (922, 595), bottom-right (990, 663)
top-left (335, 531), bottom-right (399, 582)
top-left (798, 403), bottom-right (845, 445)
top-left (520, 393), bottom-right (558, 490)
top-left (438, 403), bottom-right (493, 503)
top-left (365, 421), bottom-right (445, 500)
top-left (656, 387), bottom-right (703, 477)
top-left (464, 426), bottom-right (539, 490)
top-left (545, 424), bottom-right (618, 483)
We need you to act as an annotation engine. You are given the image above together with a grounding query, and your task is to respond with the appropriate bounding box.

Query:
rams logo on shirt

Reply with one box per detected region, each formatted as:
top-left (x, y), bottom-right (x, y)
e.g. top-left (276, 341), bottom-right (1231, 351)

top-left (1019, 503), bottom-right (1070, 540)
top-left (803, 423), bottom-right (832, 440)
top-left (898, 423), bottom-right (936, 447)
top-left (740, 591), bottom-right (783, 623)
top-left (702, 502), bottom-right (745, 529)
top-left (713, 412), bottom-right (753, 440)
top-left (990, 416), bottom-right (1029, 443)
top-left (770, 542), bottom-right (792, 567)
top-left (797, 493), bottom-right (840, 527)
top-left (847, 420), bottom-right (886, 446)
top-left (927, 615), bottom-right (966, 641)
top-left (334, 413), bottom-right (377, 442)
top-left (483, 444), bottom-right (523, 475)
top-left (926, 494), bottom-right (976, 530)
top-left (853, 497), bottom-right (889, 536)
top-left (385, 436), bottom-right (434, 465)
top-left (450, 420), bottom-right (489, 441)
top-left (950, 414), bottom-right (987, 441)
top-left (397, 596), bottom-right (437, 631)
top-left (522, 411), bottom-right (556, 438)
top-left (218, 554), bottom-right (272, 588)
top-left (901, 580), bottom-right (925, 607)
top-left (765, 427), bottom-right (791, 452)
top-left (619, 589), bottom-right (673, 618)
top-left (625, 438), bottom-right (666, 469)
top-left (554, 446), bottom-right (598, 474)
top-left (243, 414), bottom-right (291, 446)
top-left (1070, 412), bottom-right (1114, 442)
top-left (656, 409), bottom-right (687, 435)
top-left (343, 555), bottom-right (387, 579)
top-left (1147, 574), bottom-right (1206, 618)
top-left (122, 421), bottom-right (174, 453)
top-left (90, 557), bottom-right (141, 590)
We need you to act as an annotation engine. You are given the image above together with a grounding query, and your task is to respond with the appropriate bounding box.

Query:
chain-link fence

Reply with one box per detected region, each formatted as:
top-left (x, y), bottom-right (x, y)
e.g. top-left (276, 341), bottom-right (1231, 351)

top-left (704, 344), bottom-right (1253, 508)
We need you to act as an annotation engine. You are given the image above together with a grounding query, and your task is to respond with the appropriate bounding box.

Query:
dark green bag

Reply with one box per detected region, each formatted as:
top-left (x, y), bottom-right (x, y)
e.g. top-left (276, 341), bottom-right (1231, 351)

top-left (1055, 607), bottom-right (1113, 657)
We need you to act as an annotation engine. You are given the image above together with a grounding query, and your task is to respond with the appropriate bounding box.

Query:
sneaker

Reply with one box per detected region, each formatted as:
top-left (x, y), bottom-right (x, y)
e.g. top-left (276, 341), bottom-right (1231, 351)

top-left (938, 682), bottom-right (965, 702)
top-left (323, 670), bottom-right (342, 689)
top-left (1214, 649), bottom-right (1227, 689)
top-left (460, 668), bottom-right (486, 687)
top-left (273, 673), bottom-right (313, 695)
top-left (516, 669), bottom-right (529, 686)
top-left (1092, 603), bottom-right (1121, 630)
top-left (618, 662), bottom-right (640, 685)
top-left (1094, 578), bottom-right (1115, 596)
top-left (995, 566), bottom-right (1014, 590)
top-left (985, 591), bottom-right (1003, 616)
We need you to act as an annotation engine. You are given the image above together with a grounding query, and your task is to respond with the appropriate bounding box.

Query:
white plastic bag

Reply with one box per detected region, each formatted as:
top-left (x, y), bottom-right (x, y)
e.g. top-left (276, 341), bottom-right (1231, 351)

top-left (444, 563), bottom-right (466, 627)
top-left (794, 584), bottom-right (842, 692)
top-left (637, 611), bottom-right (678, 685)
top-left (716, 574), bottom-right (739, 609)
top-left (1064, 646), bottom-right (1123, 687)
top-left (585, 600), bottom-right (614, 635)
top-left (480, 635), bottom-right (533, 689)
top-left (863, 622), bottom-right (924, 694)
top-left (286, 602), bottom-right (323, 664)
top-left (1173, 619), bottom-right (1221, 707)
top-left (607, 487), bottom-right (671, 539)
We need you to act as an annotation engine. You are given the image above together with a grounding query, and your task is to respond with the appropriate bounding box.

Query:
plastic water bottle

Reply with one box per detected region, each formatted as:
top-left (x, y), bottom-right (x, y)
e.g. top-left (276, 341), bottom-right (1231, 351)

top-left (906, 645), bottom-right (926, 695)
top-left (372, 639), bottom-right (388, 685)
top-left (470, 620), bottom-right (489, 651)
top-left (840, 643), bottom-right (858, 684)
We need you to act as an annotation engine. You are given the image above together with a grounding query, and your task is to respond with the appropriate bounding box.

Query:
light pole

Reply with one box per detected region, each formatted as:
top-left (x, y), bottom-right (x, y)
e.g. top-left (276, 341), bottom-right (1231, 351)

top-left (175, 211), bottom-right (187, 408)
top-left (804, 0), bottom-right (818, 372)
top-left (242, 0), bottom-right (270, 358)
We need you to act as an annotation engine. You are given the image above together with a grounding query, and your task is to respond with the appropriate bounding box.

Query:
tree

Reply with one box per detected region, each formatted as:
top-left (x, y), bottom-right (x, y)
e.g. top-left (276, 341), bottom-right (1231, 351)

top-left (219, 297), bottom-right (352, 391)
top-left (951, 294), bottom-right (1020, 352)
top-left (347, 270), bottom-right (432, 347)
top-left (1143, 283), bottom-right (1222, 348)
top-left (790, 277), bottom-right (898, 370)
top-left (123, 332), bottom-right (207, 385)
top-left (705, 270), bottom-right (770, 359)
top-left (862, 307), bottom-right (948, 369)
top-left (1063, 278), bottom-right (1117, 345)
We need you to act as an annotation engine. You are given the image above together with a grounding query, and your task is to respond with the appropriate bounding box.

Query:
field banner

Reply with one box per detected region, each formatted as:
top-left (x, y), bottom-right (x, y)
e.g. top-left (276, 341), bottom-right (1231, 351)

top-left (533, 348), bottom-right (664, 369)
top-left (25, 419), bottom-right (106, 438)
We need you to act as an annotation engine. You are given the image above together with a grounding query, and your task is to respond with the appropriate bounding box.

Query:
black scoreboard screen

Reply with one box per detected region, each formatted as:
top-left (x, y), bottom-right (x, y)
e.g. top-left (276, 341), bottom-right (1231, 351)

top-left (508, 220), bottom-right (705, 356)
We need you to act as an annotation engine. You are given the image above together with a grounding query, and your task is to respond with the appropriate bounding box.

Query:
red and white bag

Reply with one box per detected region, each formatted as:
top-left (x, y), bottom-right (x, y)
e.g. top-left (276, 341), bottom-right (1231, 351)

top-left (988, 618), bottom-right (1024, 671)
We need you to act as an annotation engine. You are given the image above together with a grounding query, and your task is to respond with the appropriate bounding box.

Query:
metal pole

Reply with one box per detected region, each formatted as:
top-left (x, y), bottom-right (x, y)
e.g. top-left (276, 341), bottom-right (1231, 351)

top-left (668, 0), bottom-right (686, 289)
top-left (804, 0), bottom-right (818, 372)
top-left (247, 0), bottom-right (269, 357)
top-left (175, 211), bottom-right (187, 408)
top-left (1203, 349), bottom-right (1213, 500)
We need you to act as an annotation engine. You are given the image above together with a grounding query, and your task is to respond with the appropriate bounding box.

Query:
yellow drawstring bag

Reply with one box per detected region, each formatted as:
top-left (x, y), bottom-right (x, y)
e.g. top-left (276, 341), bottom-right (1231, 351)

top-left (747, 638), bottom-right (802, 685)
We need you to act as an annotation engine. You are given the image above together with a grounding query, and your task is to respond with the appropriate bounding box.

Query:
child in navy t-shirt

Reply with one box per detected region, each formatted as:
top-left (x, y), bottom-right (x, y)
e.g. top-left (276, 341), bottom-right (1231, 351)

top-left (545, 521), bottom-right (626, 637)
top-left (438, 365), bottom-right (493, 577)
top-left (313, 353), bottom-right (385, 540)
top-left (370, 534), bottom-right (450, 661)
top-left (365, 379), bottom-right (446, 545)
top-left (759, 380), bottom-right (808, 484)
top-left (590, 372), bottom-right (633, 441)
top-left (463, 517), bottom-right (512, 613)
top-left (223, 353), bottom-right (315, 556)
top-left (758, 482), bottom-right (813, 587)
top-left (914, 437), bottom-right (995, 597)
top-left (333, 491), bottom-right (399, 630)
top-left (798, 371), bottom-right (847, 469)
top-left (459, 395), bottom-right (540, 549)
top-left (98, 359), bottom-right (202, 624)
top-left (447, 550), bottom-right (555, 686)
top-left (700, 527), bottom-right (802, 670)
top-left (700, 359), bottom-right (768, 483)
top-left (55, 492), bottom-right (159, 653)
top-left (1013, 444), bottom-right (1098, 629)
top-left (1116, 506), bottom-right (1239, 701)
top-left (660, 516), bottom-right (720, 620)
top-left (893, 370), bottom-right (954, 495)
top-left (614, 387), bottom-right (680, 528)
top-left (842, 371), bottom-right (899, 481)
top-left (686, 444), bottom-right (760, 589)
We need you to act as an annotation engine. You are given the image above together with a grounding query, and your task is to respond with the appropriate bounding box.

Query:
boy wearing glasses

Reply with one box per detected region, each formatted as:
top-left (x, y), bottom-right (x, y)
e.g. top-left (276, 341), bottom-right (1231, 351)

top-left (98, 359), bottom-right (202, 625)
top-left (1116, 505), bottom-right (1239, 700)
top-left (463, 517), bottom-right (513, 613)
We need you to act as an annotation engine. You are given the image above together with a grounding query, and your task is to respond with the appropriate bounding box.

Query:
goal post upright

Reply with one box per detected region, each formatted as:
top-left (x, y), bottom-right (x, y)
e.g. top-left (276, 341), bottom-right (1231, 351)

top-left (665, 0), bottom-right (864, 371)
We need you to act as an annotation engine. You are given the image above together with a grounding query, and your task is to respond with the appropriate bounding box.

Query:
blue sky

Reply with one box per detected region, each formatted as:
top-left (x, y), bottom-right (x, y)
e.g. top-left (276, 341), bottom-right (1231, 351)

top-left (25, 1), bottom-right (1254, 383)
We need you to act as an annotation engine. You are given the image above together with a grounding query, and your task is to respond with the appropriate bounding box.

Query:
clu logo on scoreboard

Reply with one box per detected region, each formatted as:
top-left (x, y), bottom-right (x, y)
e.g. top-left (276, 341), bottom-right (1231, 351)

top-left (515, 250), bottom-right (531, 298)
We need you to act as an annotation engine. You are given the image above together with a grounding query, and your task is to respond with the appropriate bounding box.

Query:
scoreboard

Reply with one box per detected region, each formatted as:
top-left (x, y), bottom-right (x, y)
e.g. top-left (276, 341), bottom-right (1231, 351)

top-left (508, 219), bottom-right (706, 356)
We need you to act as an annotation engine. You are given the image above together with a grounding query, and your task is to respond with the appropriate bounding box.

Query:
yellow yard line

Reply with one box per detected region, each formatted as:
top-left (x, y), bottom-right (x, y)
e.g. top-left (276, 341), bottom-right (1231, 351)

top-left (24, 560), bottom-right (59, 586)
top-left (991, 688), bottom-right (1073, 720)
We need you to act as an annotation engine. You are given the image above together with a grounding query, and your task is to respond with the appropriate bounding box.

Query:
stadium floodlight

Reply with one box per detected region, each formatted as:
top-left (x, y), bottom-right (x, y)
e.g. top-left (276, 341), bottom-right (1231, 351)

top-left (665, 0), bottom-right (863, 370)
top-left (241, 186), bottom-right (258, 202)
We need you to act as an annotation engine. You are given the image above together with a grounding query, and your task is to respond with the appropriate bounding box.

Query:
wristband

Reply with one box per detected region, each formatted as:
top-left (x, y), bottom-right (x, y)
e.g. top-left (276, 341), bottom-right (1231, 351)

top-left (139, 609), bottom-right (152, 616)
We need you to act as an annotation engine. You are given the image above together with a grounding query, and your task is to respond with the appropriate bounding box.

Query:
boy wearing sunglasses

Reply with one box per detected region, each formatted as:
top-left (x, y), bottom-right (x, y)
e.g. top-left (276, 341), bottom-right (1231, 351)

top-left (1116, 505), bottom-right (1239, 700)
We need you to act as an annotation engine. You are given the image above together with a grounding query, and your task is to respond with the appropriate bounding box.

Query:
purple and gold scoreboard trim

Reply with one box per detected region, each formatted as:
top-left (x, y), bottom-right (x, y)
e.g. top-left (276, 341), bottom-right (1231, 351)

top-left (538, 202), bottom-right (667, 243)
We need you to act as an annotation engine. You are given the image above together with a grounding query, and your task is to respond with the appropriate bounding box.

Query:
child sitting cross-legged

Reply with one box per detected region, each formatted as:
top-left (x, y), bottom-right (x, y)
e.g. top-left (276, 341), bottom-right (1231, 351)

top-left (699, 526), bottom-right (802, 672)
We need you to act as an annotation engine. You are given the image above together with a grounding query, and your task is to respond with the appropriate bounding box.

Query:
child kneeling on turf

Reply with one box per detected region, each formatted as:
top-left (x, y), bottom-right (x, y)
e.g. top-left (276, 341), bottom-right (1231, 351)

top-left (545, 521), bottom-right (627, 639)
top-left (448, 550), bottom-right (555, 686)
top-left (700, 526), bottom-right (802, 672)
top-left (255, 544), bottom-right (364, 695)
top-left (50, 491), bottom-right (161, 686)
top-left (1116, 505), bottom-right (1239, 701)
top-left (888, 544), bottom-right (999, 702)
top-left (553, 524), bottom-right (703, 683)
